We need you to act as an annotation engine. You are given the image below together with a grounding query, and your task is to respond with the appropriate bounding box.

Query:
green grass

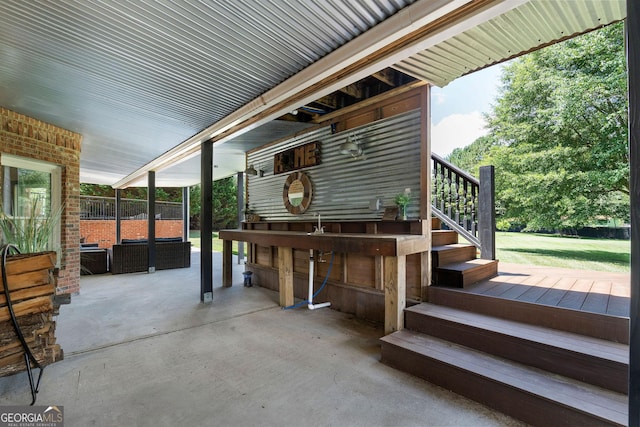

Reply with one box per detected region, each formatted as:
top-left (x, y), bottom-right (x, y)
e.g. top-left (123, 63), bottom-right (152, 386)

top-left (189, 230), bottom-right (240, 255)
top-left (494, 232), bottom-right (630, 273)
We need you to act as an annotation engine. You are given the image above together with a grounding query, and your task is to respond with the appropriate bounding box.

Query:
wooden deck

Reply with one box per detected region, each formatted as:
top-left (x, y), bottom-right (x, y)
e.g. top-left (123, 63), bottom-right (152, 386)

top-left (460, 262), bottom-right (630, 317)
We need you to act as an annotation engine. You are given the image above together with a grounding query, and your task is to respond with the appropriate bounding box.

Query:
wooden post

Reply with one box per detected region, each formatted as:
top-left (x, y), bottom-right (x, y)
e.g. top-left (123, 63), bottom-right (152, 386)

top-left (479, 165), bottom-right (496, 260)
top-left (236, 171), bottom-right (245, 264)
top-left (384, 255), bottom-right (406, 334)
top-left (420, 85), bottom-right (432, 301)
top-left (222, 239), bottom-right (232, 287)
top-left (278, 247), bottom-right (294, 307)
top-left (627, 3), bottom-right (640, 424)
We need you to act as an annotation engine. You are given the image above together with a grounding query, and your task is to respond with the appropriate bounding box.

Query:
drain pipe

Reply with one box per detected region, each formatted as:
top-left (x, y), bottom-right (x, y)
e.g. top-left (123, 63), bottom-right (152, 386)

top-left (308, 249), bottom-right (331, 310)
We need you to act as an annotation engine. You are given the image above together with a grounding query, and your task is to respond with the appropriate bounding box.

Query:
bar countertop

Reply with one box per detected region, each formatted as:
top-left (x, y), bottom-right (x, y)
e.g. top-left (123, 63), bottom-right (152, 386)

top-left (218, 229), bottom-right (428, 257)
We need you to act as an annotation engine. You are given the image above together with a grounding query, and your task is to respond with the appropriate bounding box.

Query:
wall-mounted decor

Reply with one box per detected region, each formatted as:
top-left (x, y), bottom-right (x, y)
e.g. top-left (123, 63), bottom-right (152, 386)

top-left (283, 172), bottom-right (312, 214)
top-left (274, 141), bottom-right (320, 175)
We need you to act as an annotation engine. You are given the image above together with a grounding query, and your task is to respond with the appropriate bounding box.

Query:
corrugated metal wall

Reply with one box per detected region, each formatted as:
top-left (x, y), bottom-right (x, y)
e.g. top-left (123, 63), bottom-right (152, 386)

top-left (247, 110), bottom-right (421, 221)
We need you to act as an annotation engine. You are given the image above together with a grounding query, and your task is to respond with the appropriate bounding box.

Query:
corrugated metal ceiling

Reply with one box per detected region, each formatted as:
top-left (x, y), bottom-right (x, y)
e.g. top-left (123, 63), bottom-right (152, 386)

top-left (0, 0), bottom-right (416, 186)
top-left (0, 0), bottom-right (627, 187)
top-left (395, 0), bottom-right (626, 86)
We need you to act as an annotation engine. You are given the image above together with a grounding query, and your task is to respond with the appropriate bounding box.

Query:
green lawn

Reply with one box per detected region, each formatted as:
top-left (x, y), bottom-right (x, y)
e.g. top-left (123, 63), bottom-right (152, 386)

top-left (494, 232), bottom-right (630, 273)
top-left (189, 230), bottom-right (241, 255)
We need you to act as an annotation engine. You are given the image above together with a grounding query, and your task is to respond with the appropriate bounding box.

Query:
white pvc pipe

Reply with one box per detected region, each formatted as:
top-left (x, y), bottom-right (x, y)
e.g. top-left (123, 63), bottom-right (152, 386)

top-left (307, 249), bottom-right (331, 310)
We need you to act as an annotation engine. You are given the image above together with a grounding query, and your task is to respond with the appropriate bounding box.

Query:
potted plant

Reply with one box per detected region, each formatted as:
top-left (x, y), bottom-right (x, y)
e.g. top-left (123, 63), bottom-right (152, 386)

top-left (394, 190), bottom-right (411, 221)
top-left (242, 206), bottom-right (260, 223)
top-left (0, 197), bottom-right (62, 254)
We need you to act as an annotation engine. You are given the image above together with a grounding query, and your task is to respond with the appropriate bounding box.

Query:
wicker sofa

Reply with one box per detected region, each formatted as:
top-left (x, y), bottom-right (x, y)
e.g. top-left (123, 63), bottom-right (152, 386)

top-left (110, 238), bottom-right (191, 274)
top-left (80, 243), bottom-right (109, 275)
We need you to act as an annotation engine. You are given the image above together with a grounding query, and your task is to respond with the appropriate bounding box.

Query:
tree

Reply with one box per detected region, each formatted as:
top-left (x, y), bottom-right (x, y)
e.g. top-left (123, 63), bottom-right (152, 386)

top-left (80, 183), bottom-right (182, 202)
top-left (188, 177), bottom-right (238, 230)
top-left (212, 176), bottom-right (238, 230)
top-left (452, 22), bottom-right (629, 231)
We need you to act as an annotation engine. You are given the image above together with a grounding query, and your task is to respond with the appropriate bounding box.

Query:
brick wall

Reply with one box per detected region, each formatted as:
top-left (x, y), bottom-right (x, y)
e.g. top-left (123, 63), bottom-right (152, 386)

top-left (81, 220), bottom-right (185, 248)
top-left (0, 108), bottom-right (82, 295)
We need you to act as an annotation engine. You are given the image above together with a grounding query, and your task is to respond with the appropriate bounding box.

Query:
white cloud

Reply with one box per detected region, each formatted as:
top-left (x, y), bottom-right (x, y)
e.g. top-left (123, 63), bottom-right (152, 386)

top-left (431, 112), bottom-right (488, 157)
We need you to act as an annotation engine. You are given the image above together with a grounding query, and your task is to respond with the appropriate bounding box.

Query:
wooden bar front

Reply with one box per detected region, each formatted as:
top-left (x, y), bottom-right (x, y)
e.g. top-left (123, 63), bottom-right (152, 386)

top-left (219, 223), bottom-right (429, 334)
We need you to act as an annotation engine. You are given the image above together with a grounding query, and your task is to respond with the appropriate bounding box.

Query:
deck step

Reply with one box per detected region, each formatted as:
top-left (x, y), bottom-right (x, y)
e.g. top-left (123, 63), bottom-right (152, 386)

top-left (427, 286), bottom-right (630, 344)
top-left (434, 259), bottom-right (498, 288)
top-left (380, 330), bottom-right (627, 426)
top-left (431, 244), bottom-right (477, 267)
top-left (431, 230), bottom-right (458, 246)
top-left (431, 217), bottom-right (441, 230)
top-left (405, 303), bottom-right (628, 393)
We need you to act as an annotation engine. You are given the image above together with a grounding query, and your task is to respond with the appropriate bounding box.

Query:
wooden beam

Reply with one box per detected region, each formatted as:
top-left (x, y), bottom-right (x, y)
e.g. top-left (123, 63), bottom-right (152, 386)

top-left (313, 94), bottom-right (339, 110)
top-left (278, 247), bottom-right (294, 307)
top-left (372, 69), bottom-right (396, 86)
top-left (338, 82), bottom-right (363, 99)
top-left (384, 255), bottom-right (406, 334)
top-left (218, 229), bottom-right (429, 257)
top-left (313, 81), bottom-right (427, 124)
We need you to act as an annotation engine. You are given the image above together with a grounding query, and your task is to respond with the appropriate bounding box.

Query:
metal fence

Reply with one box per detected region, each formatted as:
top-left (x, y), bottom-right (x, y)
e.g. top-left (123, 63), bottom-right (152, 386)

top-left (80, 196), bottom-right (183, 220)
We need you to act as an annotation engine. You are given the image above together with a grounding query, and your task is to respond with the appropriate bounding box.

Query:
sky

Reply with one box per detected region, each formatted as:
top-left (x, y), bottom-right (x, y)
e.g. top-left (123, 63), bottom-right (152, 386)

top-left (430, 64), bottom-right (504, 157)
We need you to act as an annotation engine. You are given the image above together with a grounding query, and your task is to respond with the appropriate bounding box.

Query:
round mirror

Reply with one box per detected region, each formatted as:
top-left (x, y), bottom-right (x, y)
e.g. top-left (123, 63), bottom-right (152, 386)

top-left (283, 172), bottom-right (312, 214)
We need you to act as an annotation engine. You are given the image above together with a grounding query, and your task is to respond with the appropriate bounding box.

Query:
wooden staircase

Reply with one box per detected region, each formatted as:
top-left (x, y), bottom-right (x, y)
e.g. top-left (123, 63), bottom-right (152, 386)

top-left (380, 297), bottom-right (629, 425)
top-left (431, 218), bottom-right (498, 288)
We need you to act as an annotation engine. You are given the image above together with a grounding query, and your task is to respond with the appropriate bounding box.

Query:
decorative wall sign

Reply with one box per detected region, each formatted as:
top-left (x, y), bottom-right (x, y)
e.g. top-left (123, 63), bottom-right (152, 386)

top-left (283, 172), bottom-right (313, 214)
top-left (274, 141), bottom-right (320, 175)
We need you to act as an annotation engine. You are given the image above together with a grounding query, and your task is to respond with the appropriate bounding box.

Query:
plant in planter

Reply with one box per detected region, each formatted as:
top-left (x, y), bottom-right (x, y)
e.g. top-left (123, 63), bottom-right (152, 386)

top-left (0, 197), bottom-right (62, 254)
top-left (242, 206), bottom-right (260, 223)
top-left (394, 189), bottom-right (412, 221)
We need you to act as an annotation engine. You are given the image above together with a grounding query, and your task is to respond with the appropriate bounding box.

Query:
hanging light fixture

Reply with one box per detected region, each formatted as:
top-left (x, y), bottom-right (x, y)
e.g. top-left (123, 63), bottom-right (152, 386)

top-left (245, 164), bottom-right (258, 175)
top-left (339, 134), bottom-right (363, 158)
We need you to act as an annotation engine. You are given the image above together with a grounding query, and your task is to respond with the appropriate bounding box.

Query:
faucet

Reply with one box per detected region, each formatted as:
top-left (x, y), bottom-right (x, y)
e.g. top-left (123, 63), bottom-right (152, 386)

top-left (314, 213), bottom-right (324, 234)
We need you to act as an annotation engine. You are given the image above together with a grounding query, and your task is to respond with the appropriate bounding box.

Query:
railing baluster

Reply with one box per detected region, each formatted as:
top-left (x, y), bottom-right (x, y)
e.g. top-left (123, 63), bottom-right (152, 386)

top-left (430, 153), bottom-right (489, 252)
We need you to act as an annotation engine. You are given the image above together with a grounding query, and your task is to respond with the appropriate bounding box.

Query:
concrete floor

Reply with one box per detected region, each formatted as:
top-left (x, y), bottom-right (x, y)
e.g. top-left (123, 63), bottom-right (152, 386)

top-left (0, 250), bottom-right (525, 427)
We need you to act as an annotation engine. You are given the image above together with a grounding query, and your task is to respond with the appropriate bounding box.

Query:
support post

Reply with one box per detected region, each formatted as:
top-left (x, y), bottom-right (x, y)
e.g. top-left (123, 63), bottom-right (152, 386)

top-left (115, 189), bottom-right (122, 244)
top-left (384, 255), bottom-right (406, 335)
top-left (222, 239), bottom-right (232, 287)
top-left (182, 186), bottom-right (189, 242)
top-left (626, 3), bottom-right (640, 424)
top-left (420, 84), bottom-right (432, 302)
top-left (237, 171), bottom-right (245, 264)
top-left (200, 140), bottom-right (213, 303)
top-left (147, 171), bottom-right (156, 273)
top-left (278, 247), bottom-right (294, 307)
top-left (478, 165), bottom-right (496, 260)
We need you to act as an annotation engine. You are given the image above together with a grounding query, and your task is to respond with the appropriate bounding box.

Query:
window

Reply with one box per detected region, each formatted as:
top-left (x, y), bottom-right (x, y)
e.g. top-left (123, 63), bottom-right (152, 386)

top-left (0, 154), bottom-right (62, 253)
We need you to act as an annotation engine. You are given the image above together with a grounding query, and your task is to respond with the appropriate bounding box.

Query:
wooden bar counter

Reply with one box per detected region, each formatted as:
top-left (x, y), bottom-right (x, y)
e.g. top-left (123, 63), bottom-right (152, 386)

top-left (219, 229), bottom-right (429, 334)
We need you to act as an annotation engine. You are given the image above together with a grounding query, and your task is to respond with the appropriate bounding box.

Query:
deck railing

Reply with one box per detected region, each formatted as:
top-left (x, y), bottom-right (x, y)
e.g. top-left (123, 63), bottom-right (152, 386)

top-left (80, 196), bottom-right (183, 220)
top-left (431, 153), bottom-right (495, 260)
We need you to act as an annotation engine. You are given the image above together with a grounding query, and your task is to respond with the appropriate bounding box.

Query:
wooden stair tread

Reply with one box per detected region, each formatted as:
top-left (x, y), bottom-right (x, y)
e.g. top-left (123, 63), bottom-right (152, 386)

top-left (406, 303), bottom-right (628, 364)
top-left (428, 286), bottom-right (629, 344)
top-left (381, 330), bottom-right (627, 425)
top-left (431, 230), bottom-right (458, 246)
top-left (431, 243), bottom-right (477, 252)
top-left (437, 259), bottom-right (497, 272)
